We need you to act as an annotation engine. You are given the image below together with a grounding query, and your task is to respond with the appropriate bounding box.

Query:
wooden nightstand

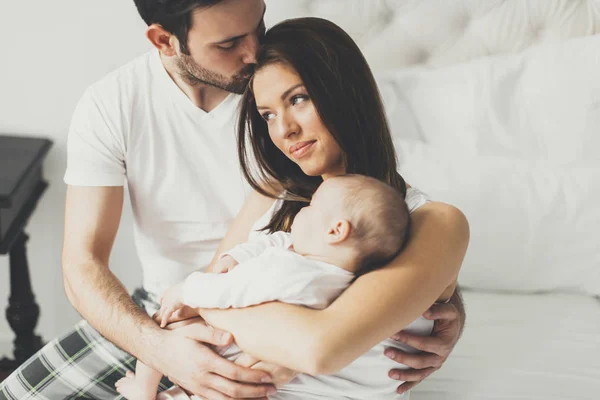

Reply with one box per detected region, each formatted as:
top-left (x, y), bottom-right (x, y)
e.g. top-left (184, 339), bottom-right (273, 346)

top-left (0, 135), bottom-right (52, 376)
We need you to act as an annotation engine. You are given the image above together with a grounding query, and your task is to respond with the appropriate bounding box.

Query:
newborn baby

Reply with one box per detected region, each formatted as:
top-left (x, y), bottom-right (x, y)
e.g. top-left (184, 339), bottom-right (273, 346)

top-left (116, 174), bottom-right (417, 400)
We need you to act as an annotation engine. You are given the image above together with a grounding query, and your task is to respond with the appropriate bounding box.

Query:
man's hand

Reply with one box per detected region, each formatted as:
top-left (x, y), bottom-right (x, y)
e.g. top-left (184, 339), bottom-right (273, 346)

top-left (213, 255), bottom-right (239, 274)
top-left (385, 301), bottom-right (464, 394)
top-left (159, 320), bottom-right (277, 399)
top-left (235, 353), bottom-right (298, 386)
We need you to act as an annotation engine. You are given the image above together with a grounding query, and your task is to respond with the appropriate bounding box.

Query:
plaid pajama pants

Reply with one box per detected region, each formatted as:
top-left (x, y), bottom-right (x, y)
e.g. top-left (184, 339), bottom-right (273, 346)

top-left (0, 289), bottom-right (173, 400)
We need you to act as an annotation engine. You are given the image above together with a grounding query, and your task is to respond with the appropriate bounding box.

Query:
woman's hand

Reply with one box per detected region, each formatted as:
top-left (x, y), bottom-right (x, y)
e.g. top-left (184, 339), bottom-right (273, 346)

top-left (385, 297), bottom-right (464, 394)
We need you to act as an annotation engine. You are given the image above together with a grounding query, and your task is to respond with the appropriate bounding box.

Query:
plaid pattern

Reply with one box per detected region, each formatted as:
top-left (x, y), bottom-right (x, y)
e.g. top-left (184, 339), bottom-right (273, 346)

top-left (0, 290), bottom-right (172, 400)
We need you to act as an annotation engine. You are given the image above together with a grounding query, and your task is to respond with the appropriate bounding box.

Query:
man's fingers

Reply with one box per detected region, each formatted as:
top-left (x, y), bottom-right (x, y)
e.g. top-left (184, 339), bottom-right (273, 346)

top-left (423, 302), bottom-right (459, 321)
top-left (176, 323), bottom-right (233, 347)
top-left (151, 311), bottom-right (160, 323)
top-left (211, 355), bottom-right (273, 384)
top-left (235, 352), bottom-right (261, 368)
top-left (160, 312), bottom-right (170, 328)
top-left (205, 372), bottom-right (276, 399)
top-left (391, 332), bottom-right (447, 355)
top-left (190, 384), bottom-right (236, 400)
top-left (384, 347), bottom-right (443, 369)
top-left (396, 380), bottom-right (419, 394)
top-left (389, 366), bottom-right (437, 383)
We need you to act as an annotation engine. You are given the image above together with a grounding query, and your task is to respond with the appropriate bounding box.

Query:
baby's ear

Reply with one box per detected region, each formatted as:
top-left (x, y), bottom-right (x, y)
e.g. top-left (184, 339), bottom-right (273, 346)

top-left (326, 220), bottom-right (352, 244)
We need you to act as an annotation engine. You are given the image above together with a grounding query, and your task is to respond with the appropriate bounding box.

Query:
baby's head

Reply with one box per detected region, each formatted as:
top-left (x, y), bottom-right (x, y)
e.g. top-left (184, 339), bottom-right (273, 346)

top-left (290, 174), bottom-right (411, 275)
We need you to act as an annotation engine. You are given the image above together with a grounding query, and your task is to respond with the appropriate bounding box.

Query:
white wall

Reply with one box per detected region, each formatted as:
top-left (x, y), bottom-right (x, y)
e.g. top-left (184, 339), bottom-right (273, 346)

top-left (0, 1), bottom-right (152, 349)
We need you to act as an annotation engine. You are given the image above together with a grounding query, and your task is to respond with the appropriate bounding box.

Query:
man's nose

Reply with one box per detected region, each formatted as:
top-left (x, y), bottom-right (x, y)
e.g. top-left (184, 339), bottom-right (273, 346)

top-left (241, 34), bottom-right (259, 64)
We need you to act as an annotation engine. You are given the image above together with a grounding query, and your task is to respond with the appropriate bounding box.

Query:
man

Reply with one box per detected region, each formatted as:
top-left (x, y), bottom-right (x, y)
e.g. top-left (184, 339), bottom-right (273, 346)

top-left (0, 1), bottom-right (466, 399)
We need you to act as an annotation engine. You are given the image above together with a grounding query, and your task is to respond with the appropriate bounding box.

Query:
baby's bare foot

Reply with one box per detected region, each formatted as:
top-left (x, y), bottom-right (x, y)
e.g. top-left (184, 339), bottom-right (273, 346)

top-left (115, 371), bottom-right (157, 400)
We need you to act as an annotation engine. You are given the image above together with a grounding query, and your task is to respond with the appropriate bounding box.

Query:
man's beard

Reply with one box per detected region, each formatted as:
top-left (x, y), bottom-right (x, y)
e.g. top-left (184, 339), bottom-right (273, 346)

top-left (176, 53), bottom-right (254, 95)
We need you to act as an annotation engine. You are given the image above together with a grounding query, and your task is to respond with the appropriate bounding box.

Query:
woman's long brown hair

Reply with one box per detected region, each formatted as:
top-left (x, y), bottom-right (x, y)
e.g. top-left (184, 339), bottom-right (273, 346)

top-left (237, 17), bottom-right (406, 233)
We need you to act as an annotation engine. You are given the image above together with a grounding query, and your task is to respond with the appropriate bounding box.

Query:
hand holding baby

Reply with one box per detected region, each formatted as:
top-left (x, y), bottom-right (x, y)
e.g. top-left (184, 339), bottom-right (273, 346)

top-left (157, 256), bottom-right (239, 327)
top-left (158, 283), bottom-right (186, 328)
top-left (212, 255), bottom-right (239, 274)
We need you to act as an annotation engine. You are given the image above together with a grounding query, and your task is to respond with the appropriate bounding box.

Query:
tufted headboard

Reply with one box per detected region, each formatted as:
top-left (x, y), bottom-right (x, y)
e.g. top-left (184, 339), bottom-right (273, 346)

top-left (265, 0), bottom-right (600, 70)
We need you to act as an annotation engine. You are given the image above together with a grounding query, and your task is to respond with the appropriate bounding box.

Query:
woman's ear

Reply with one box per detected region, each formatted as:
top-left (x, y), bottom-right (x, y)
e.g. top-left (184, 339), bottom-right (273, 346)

top-left (326, 220), bottom-right (351, 244)
top-left (146, 24), bottom-right (178, 56)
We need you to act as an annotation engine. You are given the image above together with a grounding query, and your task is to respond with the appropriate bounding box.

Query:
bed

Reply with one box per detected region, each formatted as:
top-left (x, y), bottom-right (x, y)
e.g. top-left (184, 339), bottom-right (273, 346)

top-left (266, 1), bottom-right (600, 398)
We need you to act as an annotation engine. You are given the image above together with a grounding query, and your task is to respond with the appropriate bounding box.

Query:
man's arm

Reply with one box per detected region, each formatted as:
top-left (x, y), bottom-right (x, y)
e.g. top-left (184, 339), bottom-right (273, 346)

top-left (62, 185), bottom-right (274, 398)
top-left (62, 186), bottom-right (158, 357)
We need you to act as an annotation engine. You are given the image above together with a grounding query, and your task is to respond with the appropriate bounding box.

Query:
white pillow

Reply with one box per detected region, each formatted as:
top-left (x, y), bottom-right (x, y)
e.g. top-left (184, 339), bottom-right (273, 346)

top-left (378, 34), bottom-right (600, 163)
top-left (377, 35), bottom-right (600, 295)
top-left (396, 140), bottom-right (600, 296)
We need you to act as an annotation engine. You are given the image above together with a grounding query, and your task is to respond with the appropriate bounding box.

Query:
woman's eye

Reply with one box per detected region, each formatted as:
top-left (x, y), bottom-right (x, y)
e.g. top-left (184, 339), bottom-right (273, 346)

top-left (261, 112), bottom-right (275, 122)
top-left (291, 94), bottom-right (308, 105)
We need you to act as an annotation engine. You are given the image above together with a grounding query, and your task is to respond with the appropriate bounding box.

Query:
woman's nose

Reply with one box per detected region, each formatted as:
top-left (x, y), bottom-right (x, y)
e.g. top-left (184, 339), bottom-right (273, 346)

top-left (276, 112), bottom-right (300, 139)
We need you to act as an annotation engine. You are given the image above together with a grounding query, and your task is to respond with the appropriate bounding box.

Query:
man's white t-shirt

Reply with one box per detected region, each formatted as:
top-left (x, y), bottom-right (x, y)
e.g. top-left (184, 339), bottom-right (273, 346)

top-left (64, 50), bottom-right (248, 296)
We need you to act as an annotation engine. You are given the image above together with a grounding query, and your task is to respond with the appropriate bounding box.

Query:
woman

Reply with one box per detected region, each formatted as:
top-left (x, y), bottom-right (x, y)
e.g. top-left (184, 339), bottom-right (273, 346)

top-left (193, 17), bottom-right (468, 398)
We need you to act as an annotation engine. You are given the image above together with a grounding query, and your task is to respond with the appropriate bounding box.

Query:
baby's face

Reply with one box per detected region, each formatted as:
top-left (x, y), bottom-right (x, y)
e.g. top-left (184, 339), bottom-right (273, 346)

top-left (290, 180), bottom-right (345, 254)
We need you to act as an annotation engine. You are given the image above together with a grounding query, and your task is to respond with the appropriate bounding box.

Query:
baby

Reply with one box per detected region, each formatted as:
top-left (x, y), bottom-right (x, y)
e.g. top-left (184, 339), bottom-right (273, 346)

top-left (116, 174), bottom-right (413, 400)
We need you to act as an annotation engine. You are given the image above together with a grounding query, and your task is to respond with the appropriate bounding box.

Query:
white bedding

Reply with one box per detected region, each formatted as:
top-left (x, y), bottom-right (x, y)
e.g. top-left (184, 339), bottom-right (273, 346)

top-left (379, 34), bottom-right (600, 296)
top-left (412, 291), bottom-right (600, 400)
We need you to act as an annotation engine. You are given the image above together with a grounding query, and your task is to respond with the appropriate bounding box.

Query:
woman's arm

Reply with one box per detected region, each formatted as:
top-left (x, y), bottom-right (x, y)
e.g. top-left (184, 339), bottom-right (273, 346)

top-left (200, 201), bottom-right (470, 375)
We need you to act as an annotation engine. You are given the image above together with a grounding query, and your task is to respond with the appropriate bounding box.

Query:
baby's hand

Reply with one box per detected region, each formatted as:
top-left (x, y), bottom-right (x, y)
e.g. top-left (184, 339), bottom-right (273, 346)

top-left (158, 283), bottom-right (185, 328)
top-left (213, 255), bottom-right (239, 274)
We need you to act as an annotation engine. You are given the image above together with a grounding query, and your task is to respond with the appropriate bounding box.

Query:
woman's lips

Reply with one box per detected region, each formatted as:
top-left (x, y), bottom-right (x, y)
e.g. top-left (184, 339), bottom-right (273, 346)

top-left (290, 140), bottom-right (316, 159)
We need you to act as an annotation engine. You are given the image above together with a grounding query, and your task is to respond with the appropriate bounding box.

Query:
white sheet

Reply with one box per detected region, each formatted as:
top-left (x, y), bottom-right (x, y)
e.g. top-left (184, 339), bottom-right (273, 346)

top-left (412, 291), bottom-right (600, 400)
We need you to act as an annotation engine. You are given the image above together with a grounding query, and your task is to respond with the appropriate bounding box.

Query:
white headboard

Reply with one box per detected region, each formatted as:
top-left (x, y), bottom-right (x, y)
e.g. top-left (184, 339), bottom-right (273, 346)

top-left (265, 0), bottom-right (600, 70)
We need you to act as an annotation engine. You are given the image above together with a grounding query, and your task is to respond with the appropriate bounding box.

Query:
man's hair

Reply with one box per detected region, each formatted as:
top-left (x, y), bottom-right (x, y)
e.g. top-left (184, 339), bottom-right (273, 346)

top-left (133, 0), bottom-right (224, 54)
top-left (334, 175), bottom-right (411, 275)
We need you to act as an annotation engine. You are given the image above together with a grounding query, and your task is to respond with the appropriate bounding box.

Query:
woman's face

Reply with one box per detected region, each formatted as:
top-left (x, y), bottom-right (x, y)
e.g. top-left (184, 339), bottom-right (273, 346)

top-left (252, 63), bottom-right (345, 179)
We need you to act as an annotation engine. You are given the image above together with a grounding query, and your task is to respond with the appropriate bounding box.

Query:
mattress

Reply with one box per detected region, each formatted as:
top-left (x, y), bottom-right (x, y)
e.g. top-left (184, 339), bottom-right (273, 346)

top-left (412, 291), bottom-right (600, 399)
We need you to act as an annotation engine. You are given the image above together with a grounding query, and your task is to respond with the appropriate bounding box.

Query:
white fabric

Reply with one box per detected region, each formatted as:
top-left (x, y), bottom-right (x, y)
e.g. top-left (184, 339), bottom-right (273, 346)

top-left (375, 34), bottom-right (600, 296)
top-left (412, 291), bottom-right (600, 400)
top-left (221, 230), bottom-right (293, 264)
top-left (265, 0), bottom-right (600, 71)
top-left (247, 191), bottom-right (432, 400)
top-left (64, 50), bottom-right (249, 297)
top-left (182, 232), bottom-right (354, 310)
top-left (276, 315), bottom-right (433, 400)
top-left (187, 196), bottom-right (433, 400)
top-left (262, 2), bottom-right (600, 398)
top-left (397, 141), bottom-right (600, 296)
